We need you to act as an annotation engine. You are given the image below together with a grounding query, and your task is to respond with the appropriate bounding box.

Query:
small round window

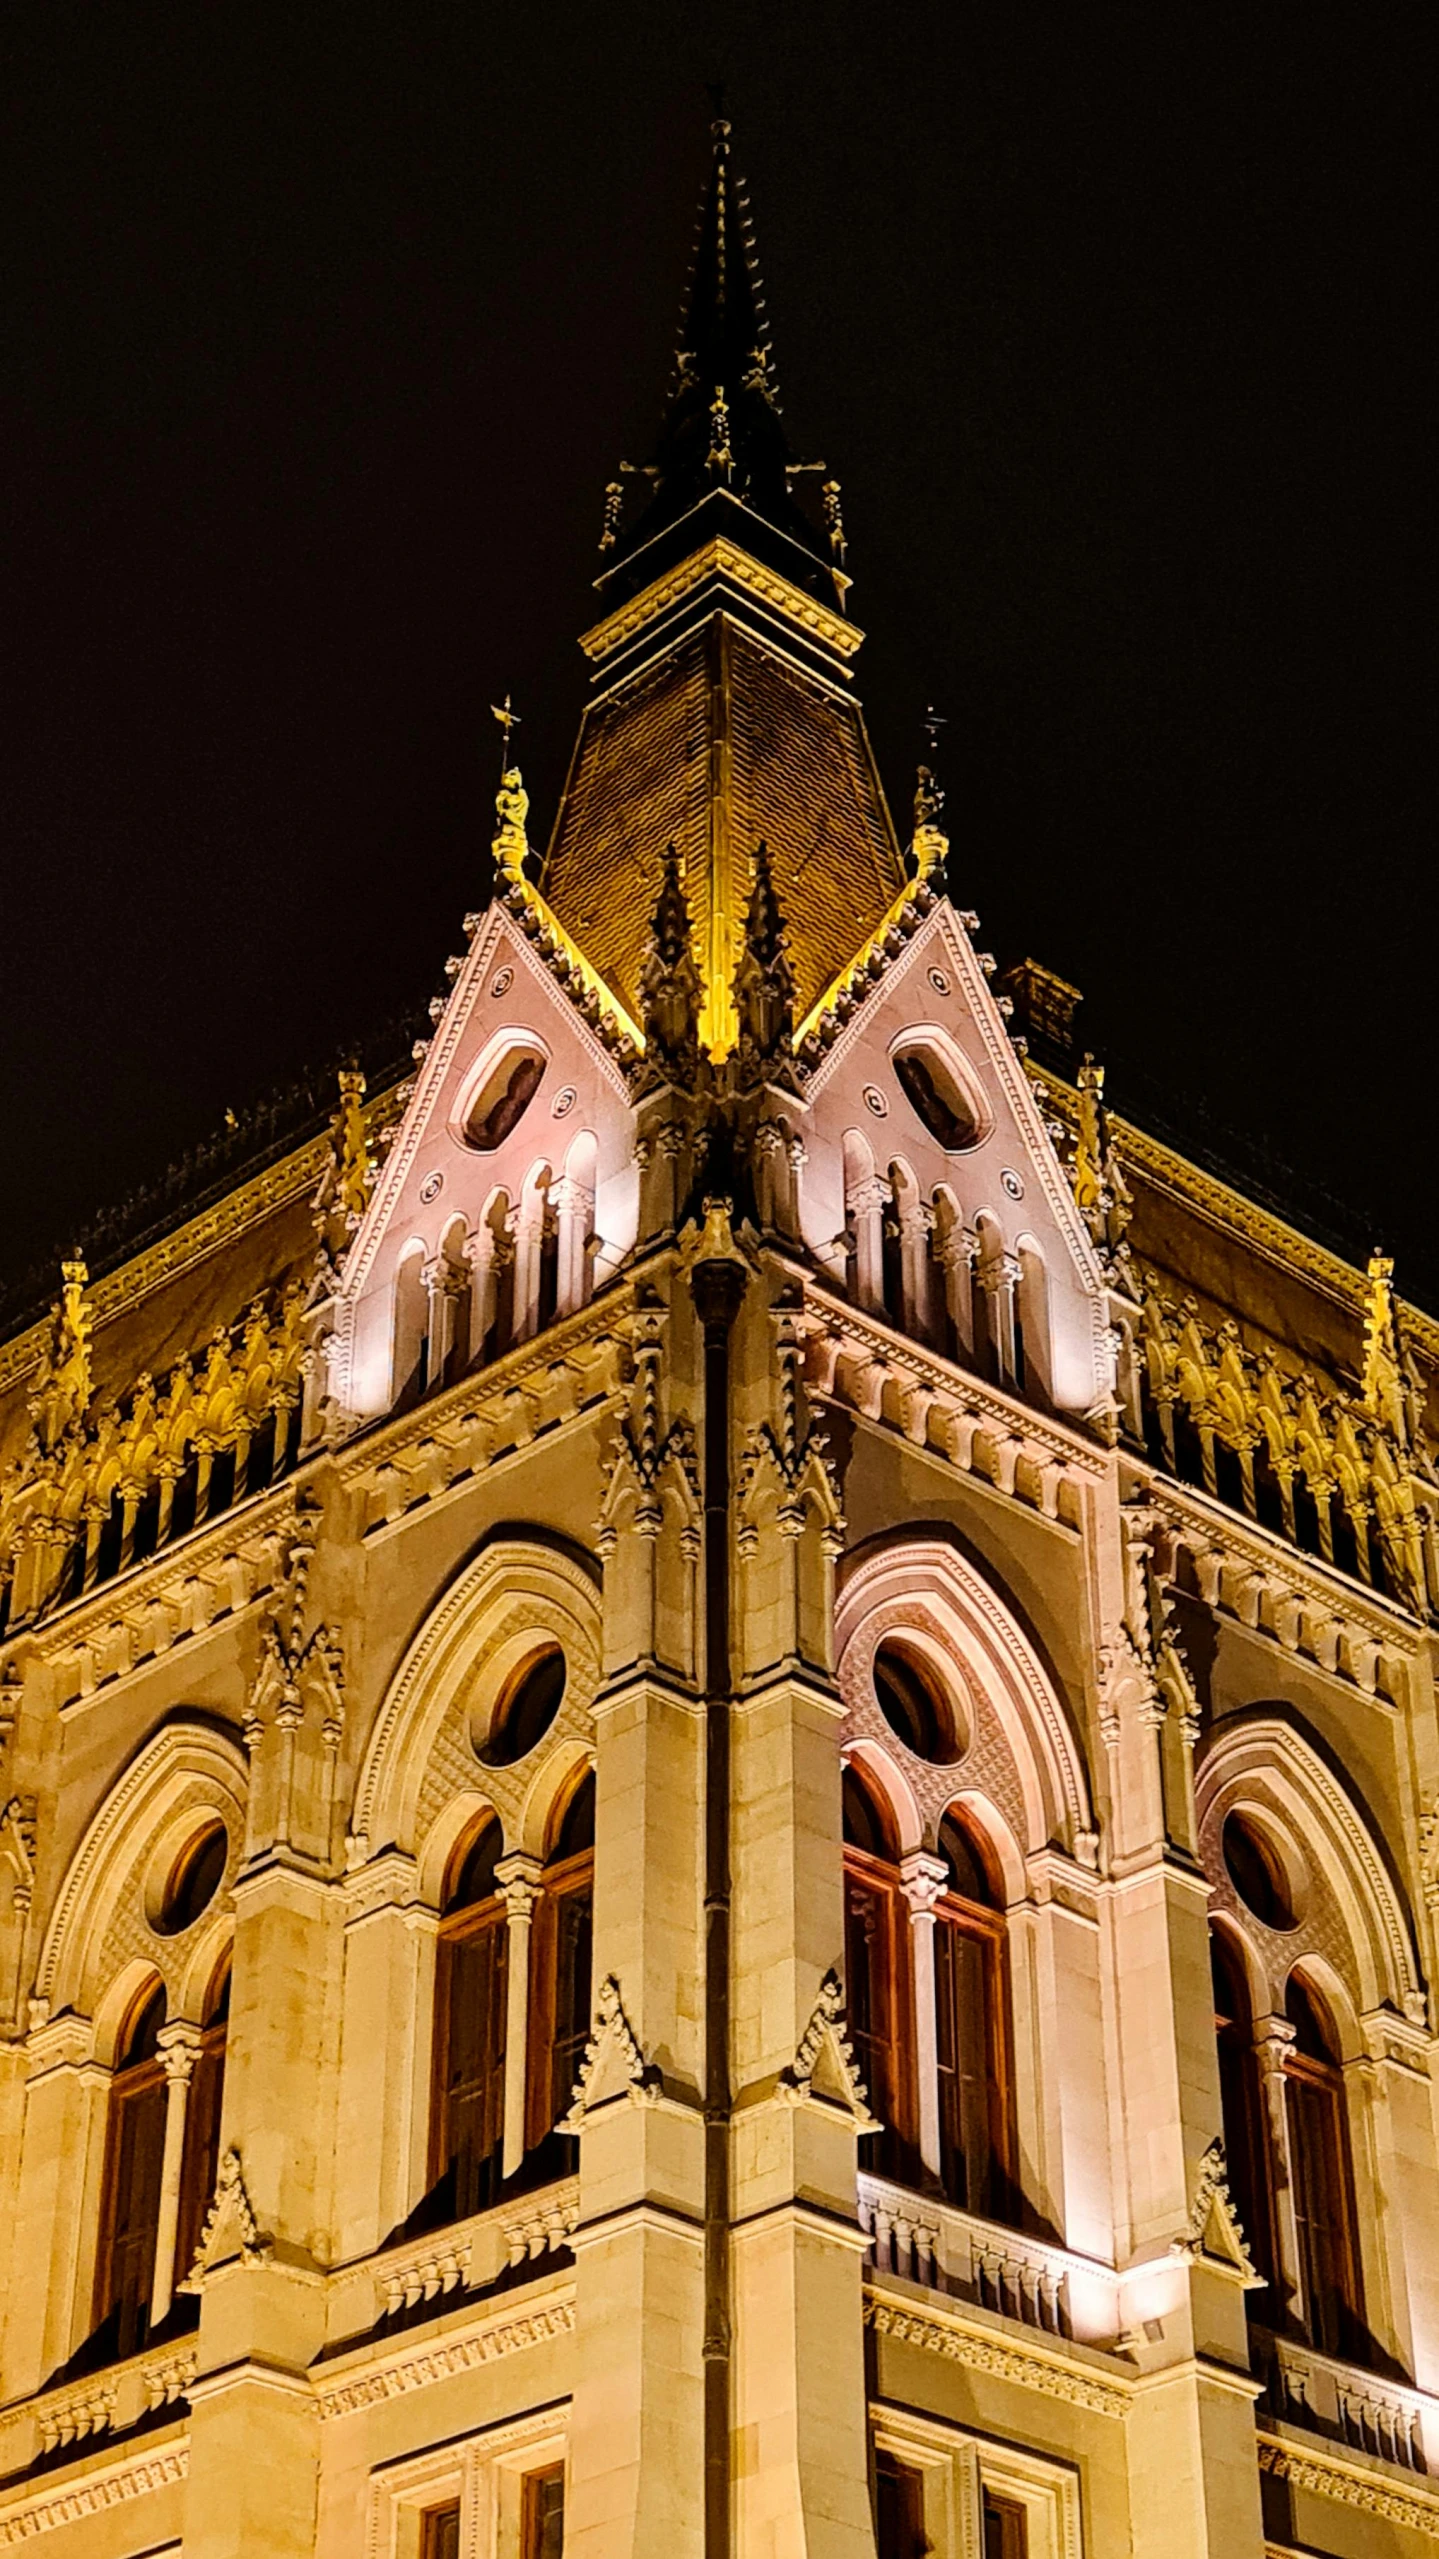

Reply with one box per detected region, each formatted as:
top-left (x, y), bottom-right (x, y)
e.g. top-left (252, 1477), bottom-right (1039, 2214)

top-left (872, 1640), bottom-right (964, 1765)
top-left (894, 1042), bottom-right (985, 1153)
top-left (155, 1820), bottom-right (228, 1937)
top-left (462, 1043), bottom-right (545, 1151)
top-left (1222, 1810), bottom-right (1297, 1931)
top-left (475, 1644), bottom-right (566, 1769)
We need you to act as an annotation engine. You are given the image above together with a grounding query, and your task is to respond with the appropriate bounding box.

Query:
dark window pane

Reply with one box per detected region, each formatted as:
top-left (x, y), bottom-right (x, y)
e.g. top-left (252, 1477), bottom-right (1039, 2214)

top-left (176, 2021), bottom-right (227, 2284)
top-left (874, 2450), bottom-right (927, 2559)
top-left (433, 1911), bottom-right (507, 2219)
top-left (983, 2489), bottom-right (1029, 2559)
top-left (478, 1648), bottom-right (566, 1768)
top-left (420, 2504), bottom-right (461, 2559)
top-left (550, 1884), bottom-right (593, 2125)
top-left (95, 2063), bottom-right (168, 2356)
top-left (522, 2463), bottom-right (565, 2559)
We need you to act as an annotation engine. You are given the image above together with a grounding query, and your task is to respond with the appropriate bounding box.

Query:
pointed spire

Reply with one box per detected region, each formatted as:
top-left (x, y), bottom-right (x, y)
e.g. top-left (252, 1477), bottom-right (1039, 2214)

top-left (637, 843), bottom-right (702, 1091)
top-left (733, 840), bottom-right (797, 1088)
top-left (599, 119), bottom-right (839, 596)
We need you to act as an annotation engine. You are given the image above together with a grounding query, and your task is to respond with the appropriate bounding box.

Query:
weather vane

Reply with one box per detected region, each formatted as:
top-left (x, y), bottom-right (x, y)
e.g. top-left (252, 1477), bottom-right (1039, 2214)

top-left (490, 694), bottom-right (521, 775)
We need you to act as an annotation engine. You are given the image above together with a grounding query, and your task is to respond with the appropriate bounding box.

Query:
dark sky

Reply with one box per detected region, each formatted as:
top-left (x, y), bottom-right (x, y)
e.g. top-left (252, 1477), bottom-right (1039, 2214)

top-left (1, 7), bottom-right (1432, 1304)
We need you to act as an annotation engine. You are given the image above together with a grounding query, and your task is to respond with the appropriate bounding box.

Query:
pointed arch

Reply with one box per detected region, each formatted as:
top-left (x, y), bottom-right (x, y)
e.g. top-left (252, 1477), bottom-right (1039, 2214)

top-left (352, 1533), bottom-right (601, 1866)
top-left (35, 1718), bottom-right (246, 2022)
top-left (836, 1532), bottom-right (1092, 1858)
top-left (1197, 1713), bottom-right (1422, 2022)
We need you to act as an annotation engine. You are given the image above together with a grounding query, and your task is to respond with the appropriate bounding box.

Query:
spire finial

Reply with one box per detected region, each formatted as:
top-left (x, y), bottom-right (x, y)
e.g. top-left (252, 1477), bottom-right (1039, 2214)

top-left (637, 843), bottom-right (702, 1092)
top-left (733, 840), bottom-right (798, 1088)
top-left (597, 118), bottom-right (847, 600)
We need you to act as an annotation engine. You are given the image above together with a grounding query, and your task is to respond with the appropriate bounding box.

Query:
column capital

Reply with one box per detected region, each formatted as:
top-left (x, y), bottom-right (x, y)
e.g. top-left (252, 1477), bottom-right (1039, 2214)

top-left (897, 1850), bottom-right (949, 1916)
top-left (157, 2019), bottom-right (203, 2084)
top-left (496, 1851), bottom-right (544, 1920)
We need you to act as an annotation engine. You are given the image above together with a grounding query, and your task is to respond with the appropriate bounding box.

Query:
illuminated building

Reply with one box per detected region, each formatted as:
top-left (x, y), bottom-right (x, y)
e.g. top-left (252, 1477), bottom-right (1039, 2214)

top-left (2, 118), bottom-right (1437, 2559)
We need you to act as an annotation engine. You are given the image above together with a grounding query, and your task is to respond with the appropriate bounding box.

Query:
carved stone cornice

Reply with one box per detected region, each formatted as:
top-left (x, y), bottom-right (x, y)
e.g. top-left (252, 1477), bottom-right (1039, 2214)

top-left (6, 1477), bottom-right (299, 1698)
top-left (334, 1286), bottom-right (632, 1532)
top-left (864, 2286), bottom-right (1129, 2419)
top-left (797, 1287), bottom-right (1106, 1529)
top-left (0, 2441), bottom-right (187, 2546)
top-left (315, 2290), bottom-right (575, 2420)
top-left (1257, 2432), bottom-right (1439, 2533)
top-left (1146, 1469), bottom-right (1423, 1665)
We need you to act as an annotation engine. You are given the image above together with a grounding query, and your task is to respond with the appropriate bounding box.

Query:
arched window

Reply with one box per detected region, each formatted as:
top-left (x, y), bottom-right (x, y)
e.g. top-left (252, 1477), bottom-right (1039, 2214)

top-left (1284, 1972), bottom-right (1365, 2359)
top-left (842, 1764), bottom-right (910, 2183)
top-left (393, 1243), bottom-right (429, 1410)
top-left (94, 1979), bottom-right (168, 2358)
top-left (934, 1809), bottom-right (1015, 2222)
top-left (429, 1816), bottom-right (507, 2223)
top-left (176, 1957), bottom-right (230, 2292)
top-left (533, 1774), bottom-right (594, 2159)
top-left (1210, 1929), bottom-right (1273, 2300)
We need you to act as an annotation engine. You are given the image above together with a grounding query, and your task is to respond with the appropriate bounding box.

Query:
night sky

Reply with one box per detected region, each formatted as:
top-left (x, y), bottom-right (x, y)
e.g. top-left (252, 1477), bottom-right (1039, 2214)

top-left (2, 9), bottom-right (1431, 1307)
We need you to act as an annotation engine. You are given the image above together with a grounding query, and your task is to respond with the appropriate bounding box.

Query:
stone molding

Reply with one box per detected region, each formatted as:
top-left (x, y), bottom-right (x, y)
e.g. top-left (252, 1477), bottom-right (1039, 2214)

top-left (0, 2441), bottom-right (187, 2546)
top-left (864, 2288), bottom-right (1129, 2419)
top-left (316, 2293), bottom-right (575, 2420)
top-left (1151, 1473), bottom-right (1423, 1665)
top-left (1257, 2431), bottom-right (1439, 2534)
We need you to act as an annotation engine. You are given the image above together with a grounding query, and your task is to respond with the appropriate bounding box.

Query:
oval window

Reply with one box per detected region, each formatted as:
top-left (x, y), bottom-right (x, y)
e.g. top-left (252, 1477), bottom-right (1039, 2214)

top-left (155, 1820), bottom-right (228, 1936)
top-left (894, 1044), bottom-right (983, 1152)
top-left (475, 1644), bottom-right (567, 1769)
top-left (872, 1640), bottom-right (963, 1765)
top-left (462, 1044), bottom-right (545, 1151)
top-left (1221, 1810), bottom-right (1296, 1931)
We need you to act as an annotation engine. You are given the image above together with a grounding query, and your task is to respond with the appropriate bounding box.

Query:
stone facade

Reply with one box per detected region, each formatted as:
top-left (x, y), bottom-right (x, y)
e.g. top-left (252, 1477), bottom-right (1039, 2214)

top-left (2, 121), bottom-right (1439, 2559)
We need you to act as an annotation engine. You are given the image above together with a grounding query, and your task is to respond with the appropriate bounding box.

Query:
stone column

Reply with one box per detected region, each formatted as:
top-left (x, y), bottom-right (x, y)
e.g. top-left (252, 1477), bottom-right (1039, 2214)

top-left (1252, 2014), bottom-right (1303, 2331)
top-left (1, 2016), bottom-right (110, 2398)
top-left (894, 1191), bottom-right (935, 1343)
top-left (934, 1218), bottom-right (977, 1361)
top-left (497, 1852), bottom-right (542, 2178)
top-left (898, 1852), bottom-right (948, 2185)
top-left (846, 1175), bottom-right (888, 1315)
top-left (423, 1255), bottom-right (468, 1389)
top-left (552, 1176), bottom-right (595, 1319)
top-left (150, 2021), bottom-right (201, 2326)
top-left (513, 1182), bottom-right (549, 1342)
top-left (978, 1244), bottom-right (1021, 1387)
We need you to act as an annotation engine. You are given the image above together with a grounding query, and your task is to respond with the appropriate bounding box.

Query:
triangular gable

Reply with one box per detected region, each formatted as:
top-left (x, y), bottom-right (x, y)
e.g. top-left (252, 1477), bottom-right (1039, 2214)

top-left (180, 2147), bottom-right (270, 2289)
top-left (1175, 2137), bottom-right (1264, 2287)
top-left (798, 898), bottom-right (1113, 1420)
top-left (331, 899), bottom-right (640, 1424)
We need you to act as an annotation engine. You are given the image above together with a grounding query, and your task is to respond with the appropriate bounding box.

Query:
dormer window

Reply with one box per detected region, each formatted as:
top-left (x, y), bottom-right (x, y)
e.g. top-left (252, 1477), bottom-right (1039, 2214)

top-left (461, 1042), bottom-right (546, 1151)
top-left (892, 1036), bottom-right (988, 1153)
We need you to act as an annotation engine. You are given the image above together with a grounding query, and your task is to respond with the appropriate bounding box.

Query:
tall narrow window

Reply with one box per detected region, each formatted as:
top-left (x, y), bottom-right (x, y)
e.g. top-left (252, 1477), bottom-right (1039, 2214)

top-left (430, 1816), bottom-right (507, 2222)
top-left (176, 1958), bottom-right (230, 2288)
top-left (1210, 1929), bottom-right (1273, 2299)
top-left (873, 2449), bottom-right (927, 2559)
top-left (843, 1765), bottom-right (911, 2184)
top-left (521, 2463), bottom-right (566, 2559)
top-left (1284, 1972), bottom-right (1366, 2360)
top-left (420, 2504), bottom-right (461, 2559)
top-left (982, 2489), bottom-right (1029, 2559)
top-left (94, 1980), bottom-right (168, 2359)
top-left (934, 1811), bottom-right (1014, 2222)
top-left (533, 1774), bottom-right (594, 2157)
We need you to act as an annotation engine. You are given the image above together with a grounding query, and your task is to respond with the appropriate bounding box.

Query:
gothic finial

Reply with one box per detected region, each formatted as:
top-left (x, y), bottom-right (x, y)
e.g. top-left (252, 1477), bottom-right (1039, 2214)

top-left (637, 843), bottom-right (702, 1091)
top-left (733, 840), bottom-right (797, 1087)
top-left (1363, 1248), bottom-right (1407, 1447)
top-left (29, 1256), bottom-right (92, 1455)
top-left (1071, 1054), bottom-right (1134, 1282)
top-left (492, 757), bottom-right (530, 887)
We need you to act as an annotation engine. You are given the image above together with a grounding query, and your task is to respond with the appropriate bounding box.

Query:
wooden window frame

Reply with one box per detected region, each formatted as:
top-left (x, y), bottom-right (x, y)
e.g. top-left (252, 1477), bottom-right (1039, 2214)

top-left (92, 2043), bottom-right (168, 2355)
top-left (844, 1843), bottom-right (917, 2184)
top-left (933, 1885), bottom-right (1015, 2223)
top-left (1284, 2040), bottom-right (1366, 2359)
top-left (429, 1889), bottom-right (508, 2213)
top-left (417, 2501), bottom-right (461, 2559)
top-left (528, 1847), bottom-right (593, 2153)
top-left (520, 2460), bottom-right (566, 2558)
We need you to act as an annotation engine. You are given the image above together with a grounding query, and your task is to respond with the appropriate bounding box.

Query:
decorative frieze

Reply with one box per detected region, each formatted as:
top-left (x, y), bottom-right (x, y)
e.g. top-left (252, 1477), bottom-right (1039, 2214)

top-left (864, 2289), bottom-right (1128, 2419)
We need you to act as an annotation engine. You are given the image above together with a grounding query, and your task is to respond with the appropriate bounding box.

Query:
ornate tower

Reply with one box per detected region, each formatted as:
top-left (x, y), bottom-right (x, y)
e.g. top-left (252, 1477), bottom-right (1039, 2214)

top-left (2, 109), bottom-right (1437, 2559)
